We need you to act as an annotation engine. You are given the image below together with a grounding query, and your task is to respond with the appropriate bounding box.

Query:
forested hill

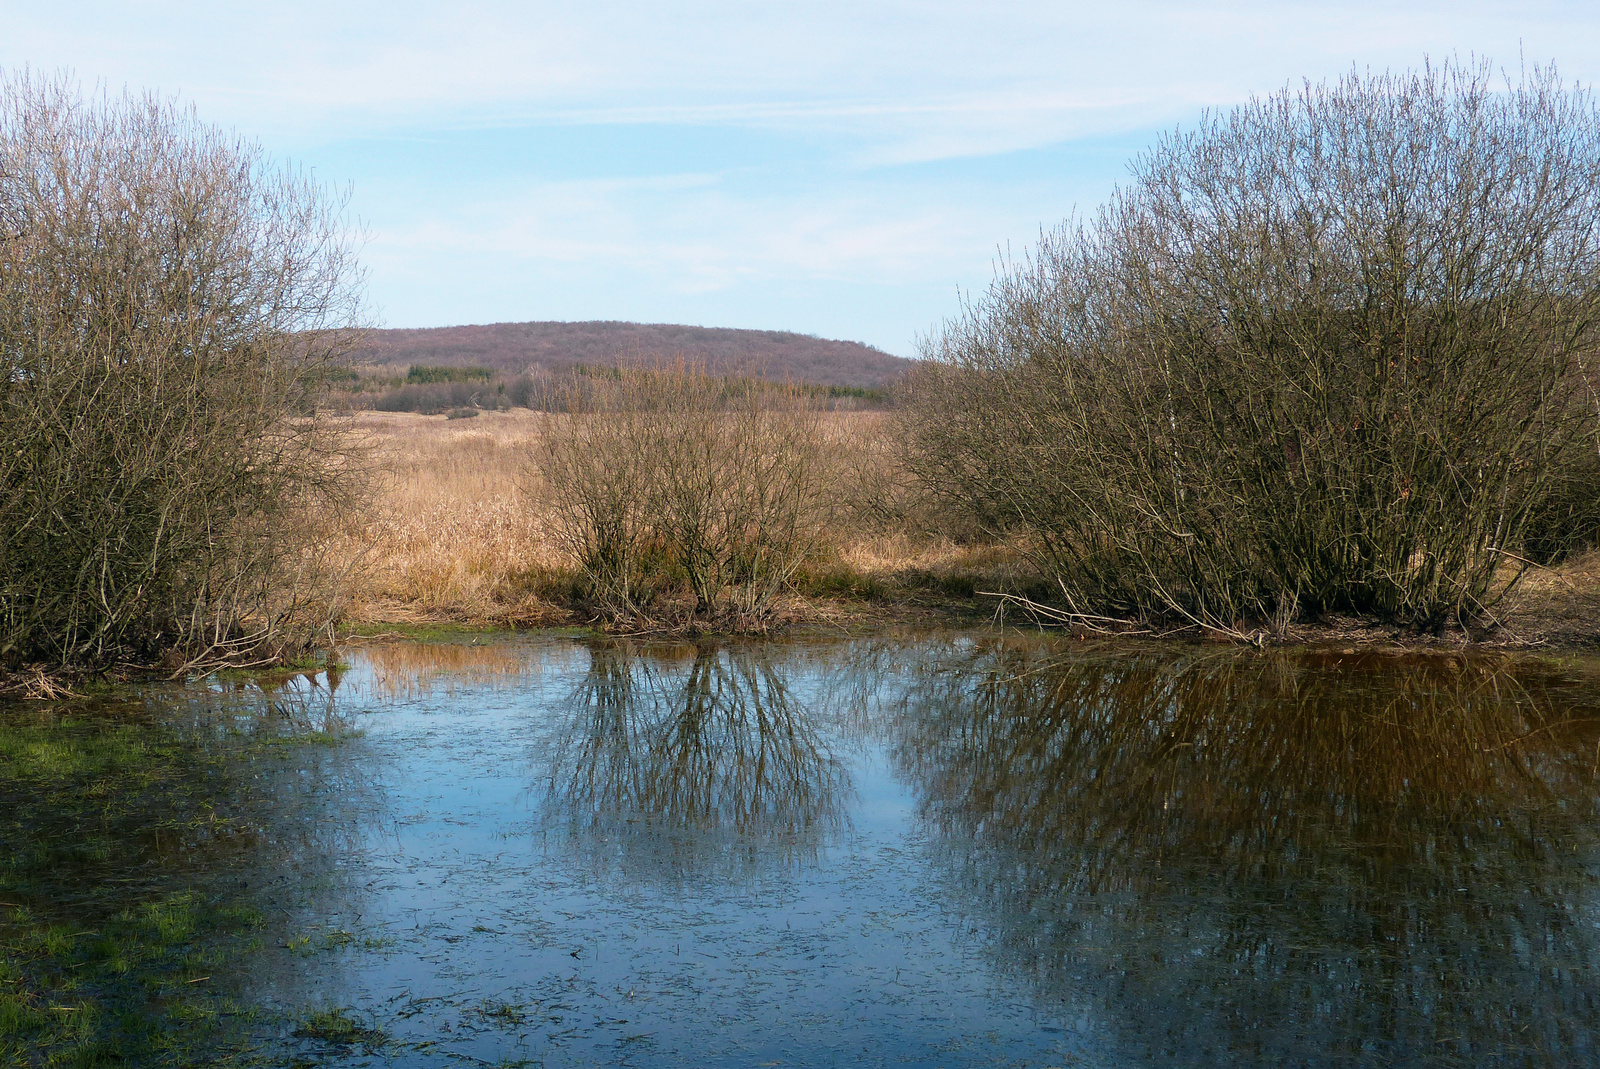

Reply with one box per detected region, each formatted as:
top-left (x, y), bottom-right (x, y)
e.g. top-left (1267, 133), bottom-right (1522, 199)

top-left (347, 321), bottom-right (914, 389)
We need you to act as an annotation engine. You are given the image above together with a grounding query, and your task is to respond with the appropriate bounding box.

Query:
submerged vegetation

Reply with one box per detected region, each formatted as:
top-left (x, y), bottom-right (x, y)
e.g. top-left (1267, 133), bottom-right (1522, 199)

top-left (0, 670), bottom-right (373, 1066)
top-left (0, 710), bottom-right (264, 1065)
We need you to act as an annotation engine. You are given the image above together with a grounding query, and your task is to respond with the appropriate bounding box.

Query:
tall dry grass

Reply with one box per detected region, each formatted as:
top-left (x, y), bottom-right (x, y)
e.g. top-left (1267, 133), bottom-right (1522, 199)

top-left (341, 410), bottom-right (572, 625)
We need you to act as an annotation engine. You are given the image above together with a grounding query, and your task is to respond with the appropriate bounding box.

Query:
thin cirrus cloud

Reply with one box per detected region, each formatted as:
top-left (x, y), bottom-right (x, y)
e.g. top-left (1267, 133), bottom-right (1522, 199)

top-left (7, 2), bottom-right (1600, 352)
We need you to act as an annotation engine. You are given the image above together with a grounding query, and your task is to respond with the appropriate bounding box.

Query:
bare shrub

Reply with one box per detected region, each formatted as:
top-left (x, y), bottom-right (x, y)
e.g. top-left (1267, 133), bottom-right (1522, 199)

top-left (541, 366), bottom-right (832, 628)
top-left (0, 72), bottom-right (367, 671)
top-left (505, 373), bottom-right (540, 409)
top-left (903, 61), bottom-right (1600, 631)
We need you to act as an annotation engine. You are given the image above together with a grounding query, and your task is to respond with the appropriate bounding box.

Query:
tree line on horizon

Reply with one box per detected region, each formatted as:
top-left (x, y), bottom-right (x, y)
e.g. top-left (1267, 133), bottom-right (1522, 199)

top-left (343, 319), bottom-right (911, 390)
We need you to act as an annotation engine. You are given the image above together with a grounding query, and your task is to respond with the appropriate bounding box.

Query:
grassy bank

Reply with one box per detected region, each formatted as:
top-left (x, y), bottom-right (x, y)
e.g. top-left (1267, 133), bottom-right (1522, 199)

top-left (337, 409), bottom-right (1600, 649)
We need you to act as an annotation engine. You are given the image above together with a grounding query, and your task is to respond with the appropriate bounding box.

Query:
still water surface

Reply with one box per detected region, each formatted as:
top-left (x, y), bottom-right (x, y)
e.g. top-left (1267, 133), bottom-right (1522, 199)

top-left (154, 634), bottom-right (1600, 1066)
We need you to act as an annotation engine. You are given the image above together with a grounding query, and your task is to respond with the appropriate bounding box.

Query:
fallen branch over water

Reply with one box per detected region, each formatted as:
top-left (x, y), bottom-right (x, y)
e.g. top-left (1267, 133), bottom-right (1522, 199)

top-left (978, 590), bottom-right (1154, 635)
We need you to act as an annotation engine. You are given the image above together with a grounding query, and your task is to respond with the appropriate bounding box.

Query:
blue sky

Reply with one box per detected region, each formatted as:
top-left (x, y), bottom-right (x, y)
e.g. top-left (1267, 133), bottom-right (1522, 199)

top-left (9, 2), bottom-right (1600, 355)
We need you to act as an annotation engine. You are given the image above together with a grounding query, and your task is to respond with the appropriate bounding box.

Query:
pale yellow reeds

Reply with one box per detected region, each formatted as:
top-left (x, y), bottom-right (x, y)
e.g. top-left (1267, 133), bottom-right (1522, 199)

top-left (341, 410), bottom-right (573, 624)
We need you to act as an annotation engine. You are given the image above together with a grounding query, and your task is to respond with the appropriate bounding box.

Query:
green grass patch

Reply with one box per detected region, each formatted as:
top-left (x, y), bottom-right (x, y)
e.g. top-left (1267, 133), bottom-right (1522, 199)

top-left (258, 728), bottom-right (360, 749)
top-left (292, 1006), bottom-right (386, 1048)
top-left (790, 562), bottom-right (890, 601)
top-left (339, 620), bottom-right (602, 643)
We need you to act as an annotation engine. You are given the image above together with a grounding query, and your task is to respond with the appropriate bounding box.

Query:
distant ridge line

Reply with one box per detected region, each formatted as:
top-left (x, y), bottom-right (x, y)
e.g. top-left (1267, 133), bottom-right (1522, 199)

top-left (346, 320), bottom-right (915, 389)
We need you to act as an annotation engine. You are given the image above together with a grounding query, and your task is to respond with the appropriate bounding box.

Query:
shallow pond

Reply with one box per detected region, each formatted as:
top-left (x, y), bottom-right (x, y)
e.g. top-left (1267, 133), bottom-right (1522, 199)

top-left (16, 632), bottom-right (1600, 1067)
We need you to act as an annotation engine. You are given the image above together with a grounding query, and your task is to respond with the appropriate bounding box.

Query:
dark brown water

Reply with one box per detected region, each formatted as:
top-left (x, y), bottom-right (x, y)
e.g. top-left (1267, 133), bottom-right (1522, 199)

top-left (120, 636), bottom-right (1600, 1064)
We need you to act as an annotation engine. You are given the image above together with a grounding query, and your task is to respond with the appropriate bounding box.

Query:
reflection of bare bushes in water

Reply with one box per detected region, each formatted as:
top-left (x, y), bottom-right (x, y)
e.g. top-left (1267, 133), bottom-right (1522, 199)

top-left (540, 641), bottom-right (851, 883)
top-left (139, 668), bottom-right (383, 873)
top-left (893, 642), bottom-right (1600, 1067)
top-left (899, 646), bottom-right (1600, 885)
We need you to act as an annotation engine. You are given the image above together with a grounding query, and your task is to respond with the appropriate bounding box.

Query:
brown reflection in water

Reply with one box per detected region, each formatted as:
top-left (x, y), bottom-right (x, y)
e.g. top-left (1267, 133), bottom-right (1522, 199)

top-left (351, 638), bottom-right (561, 700)
top-left (540, 641), bottom-right (851, 884)
top-left (893, 643), bottom-right (1600, 1067)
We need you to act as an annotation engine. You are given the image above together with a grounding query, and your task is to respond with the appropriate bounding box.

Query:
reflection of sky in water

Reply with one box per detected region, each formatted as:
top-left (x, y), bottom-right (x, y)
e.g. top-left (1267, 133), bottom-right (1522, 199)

top-left (168, 635), bottom-right (1600, 1067)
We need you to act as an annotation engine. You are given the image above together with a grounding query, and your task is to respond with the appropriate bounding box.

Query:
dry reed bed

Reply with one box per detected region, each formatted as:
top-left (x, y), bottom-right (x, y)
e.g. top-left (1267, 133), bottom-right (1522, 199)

top-left (343, 410), bottom-right (570, 625)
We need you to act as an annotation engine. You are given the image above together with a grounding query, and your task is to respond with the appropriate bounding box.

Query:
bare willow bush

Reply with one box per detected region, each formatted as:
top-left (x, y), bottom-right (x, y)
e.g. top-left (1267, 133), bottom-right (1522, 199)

top-left (541, 366), bottom-right (832, 628)
top-left (903, 61), bottom-right (1600, 630)
top-left (0, 72), bottom-right (367, 671)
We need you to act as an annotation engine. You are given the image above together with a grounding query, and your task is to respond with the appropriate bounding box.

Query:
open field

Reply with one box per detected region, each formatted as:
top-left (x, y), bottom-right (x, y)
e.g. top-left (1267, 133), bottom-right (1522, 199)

top-left (337, 410), bottom-right (1600, 649)
top-left (340, 410), bottom-right (568, 627)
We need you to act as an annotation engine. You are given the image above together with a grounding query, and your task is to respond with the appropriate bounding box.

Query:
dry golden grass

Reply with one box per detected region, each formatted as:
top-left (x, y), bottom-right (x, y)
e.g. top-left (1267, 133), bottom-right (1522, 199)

top-left (1497, 549), bottom-right (1600, 647)
top-left (341, 409), bottom-right (574, 625)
